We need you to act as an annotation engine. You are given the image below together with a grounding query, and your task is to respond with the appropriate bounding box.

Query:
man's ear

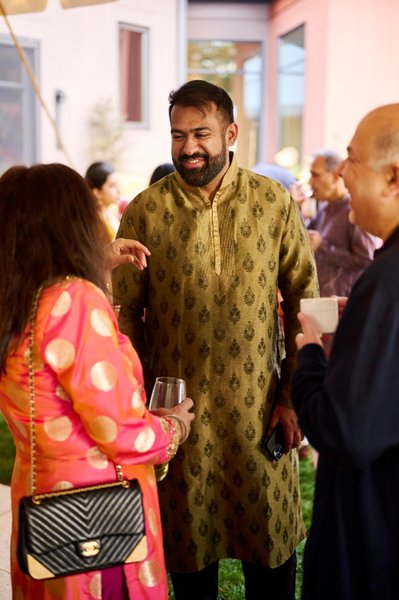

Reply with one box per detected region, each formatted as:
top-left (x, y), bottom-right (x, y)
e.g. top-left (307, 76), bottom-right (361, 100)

top-left (332, 169), bottom-right (342, 182)
top-left (384, 163), bottom-right (399, 195)
top-left (226, 122), bottom-right (238, 146)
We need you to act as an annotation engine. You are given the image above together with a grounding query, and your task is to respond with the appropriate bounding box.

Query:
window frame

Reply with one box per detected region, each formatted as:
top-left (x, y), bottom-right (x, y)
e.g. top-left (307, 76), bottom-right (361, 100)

top-left (118, 22), bottom-right (149, 129)
top-left (276, 24), bottom-right (305, 162)
top-left (187, 38), bottom-right (264, 167)
top-left (0, 33), bottom-right (40, 171)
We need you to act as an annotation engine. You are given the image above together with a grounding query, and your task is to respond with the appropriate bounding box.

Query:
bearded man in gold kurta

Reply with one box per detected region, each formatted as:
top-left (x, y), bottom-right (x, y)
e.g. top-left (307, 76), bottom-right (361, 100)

top-left (113, 80), bottom-right (319, 600)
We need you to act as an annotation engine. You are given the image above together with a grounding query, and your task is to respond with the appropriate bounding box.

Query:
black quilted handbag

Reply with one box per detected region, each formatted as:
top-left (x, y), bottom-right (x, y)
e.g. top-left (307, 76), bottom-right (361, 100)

top-left (17, 287), bottom-right (147, 580)
top-left (18, 478), bottom-right (147, 580)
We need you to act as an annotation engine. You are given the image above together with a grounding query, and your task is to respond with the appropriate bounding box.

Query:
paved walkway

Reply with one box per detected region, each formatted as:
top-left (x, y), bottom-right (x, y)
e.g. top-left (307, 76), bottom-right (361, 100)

top-left (0, 484), bottom-right (12, 599)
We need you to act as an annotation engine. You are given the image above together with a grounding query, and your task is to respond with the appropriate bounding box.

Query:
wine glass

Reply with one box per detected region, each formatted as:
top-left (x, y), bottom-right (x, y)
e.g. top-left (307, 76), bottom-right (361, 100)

top-left (149, 376), bottom-right (186, 410)
top-left (149, 376), bottom-right (186, 481)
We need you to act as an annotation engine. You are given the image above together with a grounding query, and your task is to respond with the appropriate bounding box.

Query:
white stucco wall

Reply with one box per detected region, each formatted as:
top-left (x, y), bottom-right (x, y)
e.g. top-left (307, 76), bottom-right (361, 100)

top-left (0, 0), bottom-right (180, 195)
top-left (325, 0), bottom-right (399, 155)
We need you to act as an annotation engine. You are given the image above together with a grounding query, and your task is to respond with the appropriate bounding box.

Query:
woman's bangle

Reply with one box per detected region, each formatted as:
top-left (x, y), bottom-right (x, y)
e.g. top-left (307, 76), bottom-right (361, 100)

top-left (165, 414), bottom-right (189, 444)
top-left (161, 417), bottom-right (180, 461)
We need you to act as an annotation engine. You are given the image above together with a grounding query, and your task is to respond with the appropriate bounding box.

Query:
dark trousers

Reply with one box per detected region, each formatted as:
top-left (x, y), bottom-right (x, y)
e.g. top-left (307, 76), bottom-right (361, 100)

top-left (170, 552), bottom-right (297, 600)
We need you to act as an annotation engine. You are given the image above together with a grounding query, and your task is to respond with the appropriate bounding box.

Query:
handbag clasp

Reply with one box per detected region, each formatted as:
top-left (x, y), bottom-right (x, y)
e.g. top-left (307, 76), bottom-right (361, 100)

top-left (78, 540), bottom-right (101, 557)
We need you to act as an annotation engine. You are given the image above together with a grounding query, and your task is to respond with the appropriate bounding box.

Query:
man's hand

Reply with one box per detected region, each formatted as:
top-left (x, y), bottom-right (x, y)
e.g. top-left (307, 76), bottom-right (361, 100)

top-left (295, 312), bottom-right (323, 350)
top-left (267, 405), bottom-right (303, 453)
top-left (335, 296), bottom-right (348, 318)
top-left (289, 181), bottom-right (307, 208)
top-left (105, 238), bottom-right (151, 270)
top-left (308, 229), bottom-right (322, 252)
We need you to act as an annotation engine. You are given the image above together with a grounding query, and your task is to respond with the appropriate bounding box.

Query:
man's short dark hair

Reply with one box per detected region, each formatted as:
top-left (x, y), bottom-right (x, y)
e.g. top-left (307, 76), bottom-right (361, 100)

top-left (168, 80), bottom-right (234, 126)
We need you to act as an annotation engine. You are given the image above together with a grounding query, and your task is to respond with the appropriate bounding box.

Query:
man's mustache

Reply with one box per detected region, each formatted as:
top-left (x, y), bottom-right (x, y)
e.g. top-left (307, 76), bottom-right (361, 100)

top-left (178, 153), bottom-right (208, 161)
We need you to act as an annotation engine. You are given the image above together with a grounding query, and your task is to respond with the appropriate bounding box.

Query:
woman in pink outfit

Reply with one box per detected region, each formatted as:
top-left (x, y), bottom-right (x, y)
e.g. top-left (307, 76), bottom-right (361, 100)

top-left (0, 163), bottom-right (194, 600)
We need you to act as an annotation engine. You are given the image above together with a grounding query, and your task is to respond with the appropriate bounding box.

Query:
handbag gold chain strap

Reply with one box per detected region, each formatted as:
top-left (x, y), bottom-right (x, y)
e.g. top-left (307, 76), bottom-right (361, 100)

top-left (28, 285), bottom-right (126, 499)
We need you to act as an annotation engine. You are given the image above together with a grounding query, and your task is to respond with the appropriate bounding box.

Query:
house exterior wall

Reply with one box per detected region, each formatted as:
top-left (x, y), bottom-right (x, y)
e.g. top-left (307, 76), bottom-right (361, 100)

top-left (325, 0), bottom-right (399, 154)
top-left (266, 0), bottom-right (329, 163)
top-left (2, 0), bottom-right (399, 185)
top-left (0, 0), bottom-right (179, 192)
top-left (266, 0), bottom-right (399, 164)
top-left (187, 2), bottom-right (269, 164)
top-left (188, 2), bottom-right (268, 40)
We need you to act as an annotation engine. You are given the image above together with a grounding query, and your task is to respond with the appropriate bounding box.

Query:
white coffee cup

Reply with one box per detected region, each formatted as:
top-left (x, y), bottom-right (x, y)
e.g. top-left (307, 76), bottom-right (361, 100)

top-left (300, 297), bottom-right (339, 334)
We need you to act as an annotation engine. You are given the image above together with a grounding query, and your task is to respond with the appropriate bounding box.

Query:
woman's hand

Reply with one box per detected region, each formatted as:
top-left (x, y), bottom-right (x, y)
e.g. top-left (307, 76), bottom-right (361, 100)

top-left (151, 398), bottom-right (195, 444)
top-left (105, 238), bottom-right (150, 270)
top-left (295, 312), bottom-right (323, 350)
top-left (169, 398), bottom-right (195, 421)
top-left (170, 398), bottom-right (195, 443)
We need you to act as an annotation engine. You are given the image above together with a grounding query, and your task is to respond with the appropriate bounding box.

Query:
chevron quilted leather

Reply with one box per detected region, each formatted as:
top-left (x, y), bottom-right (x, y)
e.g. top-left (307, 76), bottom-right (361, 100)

top-left (18, 478), bottom-right (147, 579)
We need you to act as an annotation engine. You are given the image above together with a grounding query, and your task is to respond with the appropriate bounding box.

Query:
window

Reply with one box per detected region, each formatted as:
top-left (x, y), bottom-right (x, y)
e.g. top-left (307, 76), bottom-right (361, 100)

top-left (0, 36), bottom-right (38, 174)
top-left (277, 25), bottom-right (305, 161)
top-left (188, 40), bottom-right (263, 168)
top-left (119, 24), bottom-right (148, 126)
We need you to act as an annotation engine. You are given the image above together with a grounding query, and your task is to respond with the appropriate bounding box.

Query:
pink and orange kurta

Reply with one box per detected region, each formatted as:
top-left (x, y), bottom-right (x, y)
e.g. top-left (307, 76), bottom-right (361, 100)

top-left (0, 277), bottom-right (176, 599)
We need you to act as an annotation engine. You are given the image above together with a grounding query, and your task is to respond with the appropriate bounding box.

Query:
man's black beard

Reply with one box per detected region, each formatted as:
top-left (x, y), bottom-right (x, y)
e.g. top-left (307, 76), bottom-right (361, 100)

top-left (173, 142), bottom-right (228, 187)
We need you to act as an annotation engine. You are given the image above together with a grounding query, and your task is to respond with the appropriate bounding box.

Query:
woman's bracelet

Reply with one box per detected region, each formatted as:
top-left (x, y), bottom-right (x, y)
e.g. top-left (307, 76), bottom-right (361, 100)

top-left (164, 418), bottom-right (180, 461)
top-left (165, 414), bottom-right (189, 444)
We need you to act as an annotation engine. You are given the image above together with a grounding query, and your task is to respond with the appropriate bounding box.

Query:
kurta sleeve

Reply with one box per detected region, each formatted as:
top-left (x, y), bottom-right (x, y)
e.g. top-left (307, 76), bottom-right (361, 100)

top-left (292, 262), bottom-right (399, 467)
top-left (277, 195), bottom-right (319, 406)
top-left (40, 279), bottom-right (174, 466)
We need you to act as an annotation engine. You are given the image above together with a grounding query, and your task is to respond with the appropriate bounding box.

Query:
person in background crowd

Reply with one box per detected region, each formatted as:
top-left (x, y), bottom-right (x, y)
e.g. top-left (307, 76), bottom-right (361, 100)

top-left (292, 104), bottom-right (399, 600)
top-left (305, 150), bottom-right (377, 297)
top-left (113, 80), bottom-right (318, 600)
top-left (0, 162), bottom-right (194, 600)
top-left (149, 162), bottom-right (175, 185)
top-left (293, 149), bottom-right (378, 461)
top-left (85, 161), bottom-right (121, 241)
top-left (252, 161), bottom-right (297, 191)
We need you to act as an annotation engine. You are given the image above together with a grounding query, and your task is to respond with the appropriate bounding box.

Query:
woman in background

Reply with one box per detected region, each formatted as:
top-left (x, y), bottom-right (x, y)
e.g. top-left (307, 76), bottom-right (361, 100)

top-left (0, 163), bottom-right (194, 599)
top-left (85, 161), bottom-right (121, 240)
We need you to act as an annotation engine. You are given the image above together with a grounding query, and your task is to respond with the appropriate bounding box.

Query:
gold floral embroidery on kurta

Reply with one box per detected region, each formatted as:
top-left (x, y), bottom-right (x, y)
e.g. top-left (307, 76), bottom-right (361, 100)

top-left (114, 157), bottom-right (319, 571)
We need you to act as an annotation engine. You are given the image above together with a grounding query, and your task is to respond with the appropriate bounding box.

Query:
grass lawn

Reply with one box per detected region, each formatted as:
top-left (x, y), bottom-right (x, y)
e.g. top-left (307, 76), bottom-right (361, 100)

top-left (0, 412), bottom-right (15, 485)
top-left (0, 413), bottom-right (315, 598)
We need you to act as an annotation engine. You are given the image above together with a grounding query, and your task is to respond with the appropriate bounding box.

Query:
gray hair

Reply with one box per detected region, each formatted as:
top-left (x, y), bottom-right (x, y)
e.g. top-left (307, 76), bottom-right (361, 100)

top-left (370, 130), bottom-right (399, 171)
top-left (312, 149), bottom-right (343, 172)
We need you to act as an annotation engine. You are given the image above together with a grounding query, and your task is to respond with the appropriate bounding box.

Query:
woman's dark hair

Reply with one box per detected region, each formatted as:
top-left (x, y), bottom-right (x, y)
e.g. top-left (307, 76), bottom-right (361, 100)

top-left (0, 163), bottom-right (108, 373)
top-left (168, 80), bottom-right (234, 126)
top-left (149, 163), bottom-right (175, 185)
top-left (85, 161), bottom-right (114, 190)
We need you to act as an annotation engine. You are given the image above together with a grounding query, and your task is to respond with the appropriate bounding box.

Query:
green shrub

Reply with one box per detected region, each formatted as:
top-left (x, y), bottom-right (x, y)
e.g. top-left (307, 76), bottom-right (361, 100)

top-left (0, 413), bottom-right (15, 485)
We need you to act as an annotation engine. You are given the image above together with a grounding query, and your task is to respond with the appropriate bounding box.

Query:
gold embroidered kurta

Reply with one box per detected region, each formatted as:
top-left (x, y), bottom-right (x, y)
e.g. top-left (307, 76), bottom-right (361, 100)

top-left (113, 156), bottom-right (319, 572)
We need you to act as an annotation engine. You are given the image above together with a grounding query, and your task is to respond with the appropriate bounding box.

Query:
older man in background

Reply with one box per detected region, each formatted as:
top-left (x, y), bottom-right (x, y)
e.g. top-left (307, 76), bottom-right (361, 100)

top-left (306, 149), bottom-right (377, 297)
